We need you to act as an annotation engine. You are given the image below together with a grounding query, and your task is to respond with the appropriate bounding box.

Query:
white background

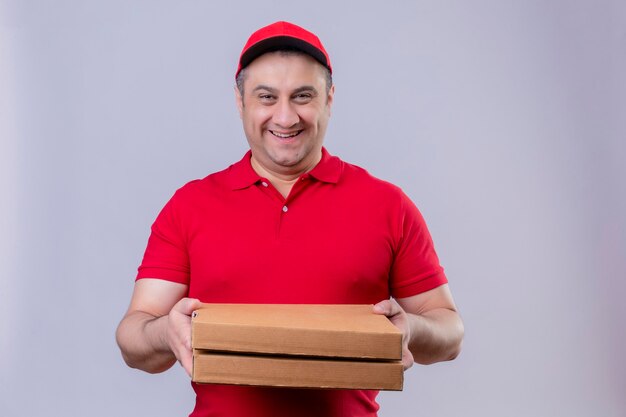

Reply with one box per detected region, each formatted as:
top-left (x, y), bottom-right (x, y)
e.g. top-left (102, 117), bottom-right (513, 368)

top-left (1, 1), bottom-right (625, 416)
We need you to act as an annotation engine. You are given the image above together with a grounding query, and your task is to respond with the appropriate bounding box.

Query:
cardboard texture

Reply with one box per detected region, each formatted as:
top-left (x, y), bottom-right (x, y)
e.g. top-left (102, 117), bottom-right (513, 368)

top-left (193, 351), bottom-right (404, 390)
top-left (191, 304), bottom-right (402, 360)
top-left (191, 304), bottom-right (404, 390)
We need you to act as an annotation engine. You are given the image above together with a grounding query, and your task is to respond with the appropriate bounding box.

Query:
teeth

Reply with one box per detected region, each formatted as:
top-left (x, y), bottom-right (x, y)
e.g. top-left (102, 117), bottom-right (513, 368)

top-left (271, 130), bottom-right (300, 138)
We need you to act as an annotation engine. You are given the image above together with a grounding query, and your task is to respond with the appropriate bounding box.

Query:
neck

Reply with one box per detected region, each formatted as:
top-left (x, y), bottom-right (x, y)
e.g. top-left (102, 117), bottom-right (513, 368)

top-left (250, 152), bottom-right (322, 198)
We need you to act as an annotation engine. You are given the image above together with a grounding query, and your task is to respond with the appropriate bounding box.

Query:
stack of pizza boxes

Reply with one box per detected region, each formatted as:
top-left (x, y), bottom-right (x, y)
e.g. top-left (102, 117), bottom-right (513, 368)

top-left (191, 304), bottom-right (403, 390)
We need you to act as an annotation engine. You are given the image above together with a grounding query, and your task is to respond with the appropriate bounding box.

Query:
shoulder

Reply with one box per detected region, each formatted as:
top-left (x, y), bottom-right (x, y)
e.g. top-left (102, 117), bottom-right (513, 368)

top-left (171, 163), bottom-right (236, 200)
top-left (155, 163), bottom-right (236, 220)
top-left (338, 158), bottom-right (408, 202)
top-left (152, 162), bottom-right (239, 229)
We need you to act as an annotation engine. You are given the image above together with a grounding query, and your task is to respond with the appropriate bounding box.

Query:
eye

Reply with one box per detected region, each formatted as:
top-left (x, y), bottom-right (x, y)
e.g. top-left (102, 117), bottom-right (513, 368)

top-left (258, 94), bottom-right (276, 104)
top-left (293, 93), bottom-right (313, 103)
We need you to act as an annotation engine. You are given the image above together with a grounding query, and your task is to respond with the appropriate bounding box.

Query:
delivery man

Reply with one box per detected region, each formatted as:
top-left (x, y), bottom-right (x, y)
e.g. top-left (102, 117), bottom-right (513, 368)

top-left (116, 21), bottom-right (464, 417)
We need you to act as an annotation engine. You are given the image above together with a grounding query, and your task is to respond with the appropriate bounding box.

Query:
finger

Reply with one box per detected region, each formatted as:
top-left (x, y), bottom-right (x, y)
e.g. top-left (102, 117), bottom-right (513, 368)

top-left (372, 300), bottom-right (391, 314)
top-left (175, 318), bottom-right (193, 351)
top-left (182, 329), bottom-right (193, 351)
top-left (174, 298), bottom-right (203, 315)
top-left (373, 300), bottom-right (401, 317)
top-left (179, 349), bottom-right (194, 377)
top-left (402, 348), bottom-right (414, 371)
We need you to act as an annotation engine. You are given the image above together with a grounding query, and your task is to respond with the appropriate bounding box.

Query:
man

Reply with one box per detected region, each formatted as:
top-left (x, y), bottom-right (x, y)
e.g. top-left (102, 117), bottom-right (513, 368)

top-left (116, 21), bottom-right (463, 417)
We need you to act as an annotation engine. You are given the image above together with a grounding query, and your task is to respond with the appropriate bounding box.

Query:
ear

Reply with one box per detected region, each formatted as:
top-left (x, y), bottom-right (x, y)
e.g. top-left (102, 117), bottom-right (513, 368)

top-left (234, 85), bottom-right (243, 119)
top-left (326, 84), bottom-right (335, 117)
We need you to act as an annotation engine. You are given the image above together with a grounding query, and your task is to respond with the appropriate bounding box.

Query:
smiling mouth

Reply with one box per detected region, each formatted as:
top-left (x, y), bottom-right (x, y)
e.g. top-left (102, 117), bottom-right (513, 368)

top-left (269, 130), bottom-right (302, 139)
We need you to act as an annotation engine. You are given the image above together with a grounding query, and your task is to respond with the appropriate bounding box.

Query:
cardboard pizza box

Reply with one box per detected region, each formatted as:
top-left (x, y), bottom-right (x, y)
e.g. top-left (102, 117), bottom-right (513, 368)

top-left (191, 304), bottom-right (402, 360)
top-left (191, 304), bottom-right (404, 390)
top-left (192, 350), bottom-right (403, 390)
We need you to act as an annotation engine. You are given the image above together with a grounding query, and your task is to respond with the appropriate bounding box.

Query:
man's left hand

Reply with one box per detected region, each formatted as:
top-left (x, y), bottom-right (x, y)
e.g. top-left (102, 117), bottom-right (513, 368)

top-left (373, 299), bottom-right (414, 370)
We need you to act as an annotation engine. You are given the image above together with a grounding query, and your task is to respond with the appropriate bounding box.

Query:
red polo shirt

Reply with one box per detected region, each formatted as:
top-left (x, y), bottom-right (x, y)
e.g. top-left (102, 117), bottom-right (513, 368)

top-left (137, 148), bottom-right (447, 417)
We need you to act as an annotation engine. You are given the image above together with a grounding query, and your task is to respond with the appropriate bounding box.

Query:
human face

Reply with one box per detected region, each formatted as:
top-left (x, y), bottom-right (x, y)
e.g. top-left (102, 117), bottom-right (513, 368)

top-left (236, 52), bottom-right (334, 178)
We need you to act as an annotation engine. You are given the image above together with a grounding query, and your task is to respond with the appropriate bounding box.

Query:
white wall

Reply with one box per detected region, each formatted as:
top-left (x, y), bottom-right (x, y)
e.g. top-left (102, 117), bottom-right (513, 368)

top-left (1, 1), bottom-right (625, 416)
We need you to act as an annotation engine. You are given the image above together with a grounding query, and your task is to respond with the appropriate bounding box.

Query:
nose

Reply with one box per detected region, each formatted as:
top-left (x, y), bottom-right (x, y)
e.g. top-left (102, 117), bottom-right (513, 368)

top-left (272, 98), bottom-right (299, 128)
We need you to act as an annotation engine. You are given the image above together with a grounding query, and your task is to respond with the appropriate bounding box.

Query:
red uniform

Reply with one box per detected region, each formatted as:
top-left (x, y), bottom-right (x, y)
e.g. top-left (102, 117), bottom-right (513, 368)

top-left (137, 148), bottom-right (447, 416)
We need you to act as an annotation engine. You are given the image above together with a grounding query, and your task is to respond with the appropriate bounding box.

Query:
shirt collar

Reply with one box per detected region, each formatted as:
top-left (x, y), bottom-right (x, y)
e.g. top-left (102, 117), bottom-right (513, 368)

top-left (228, 147), bottom-right (343, 190)
top-left (228, 151), bottom-right (261, 190)
top-left (307, 147), bottom-right (342, 184)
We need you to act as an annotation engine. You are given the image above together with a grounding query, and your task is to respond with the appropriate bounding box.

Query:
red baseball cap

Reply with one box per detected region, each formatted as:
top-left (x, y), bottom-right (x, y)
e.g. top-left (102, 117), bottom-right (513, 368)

top-left (236, 21), bottom-right (332, 79)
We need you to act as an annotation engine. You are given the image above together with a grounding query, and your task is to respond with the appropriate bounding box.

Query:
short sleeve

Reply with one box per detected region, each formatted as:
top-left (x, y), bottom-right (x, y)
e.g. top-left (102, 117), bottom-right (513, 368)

top-left (136, 190), bottom-right (190, 284)
top-left (389, 193), bottom-right (448, 298)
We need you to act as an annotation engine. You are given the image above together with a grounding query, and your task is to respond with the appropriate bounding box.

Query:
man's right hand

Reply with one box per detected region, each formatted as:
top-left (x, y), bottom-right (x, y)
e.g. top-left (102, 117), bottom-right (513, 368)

top-left (116, 279), bottom-right (199, 375)
top-left (165, 297), bottom-right (203, 376)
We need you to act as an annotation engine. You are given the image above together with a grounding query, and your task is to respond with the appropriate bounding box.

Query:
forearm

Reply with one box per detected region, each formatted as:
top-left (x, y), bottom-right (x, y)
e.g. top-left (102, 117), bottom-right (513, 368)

top-left (116, 310), bottom-right (177, 373)
top-left (406, 308), bottom-right (464, 365)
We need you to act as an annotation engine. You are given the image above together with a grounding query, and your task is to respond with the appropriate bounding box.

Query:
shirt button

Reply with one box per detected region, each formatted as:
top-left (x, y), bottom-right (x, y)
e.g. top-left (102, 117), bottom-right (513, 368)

top-left (261, 181), bottom-right (268, 187)
top-left (282, 205), bottom-right (288, 213)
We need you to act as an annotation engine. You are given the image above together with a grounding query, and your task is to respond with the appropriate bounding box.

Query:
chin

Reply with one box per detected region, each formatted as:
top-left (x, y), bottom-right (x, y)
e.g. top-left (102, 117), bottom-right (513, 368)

top-left (269, 150), bottom-right (304, 167)
top-left (272, 157), bottom-right (303, 169)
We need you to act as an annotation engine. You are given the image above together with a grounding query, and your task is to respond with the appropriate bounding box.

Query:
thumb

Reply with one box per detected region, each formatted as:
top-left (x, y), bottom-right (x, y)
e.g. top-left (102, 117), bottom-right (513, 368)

top-left (373, 300), bottom-right (393, 315)
top-left (174, 298), bottom-right (203, 315)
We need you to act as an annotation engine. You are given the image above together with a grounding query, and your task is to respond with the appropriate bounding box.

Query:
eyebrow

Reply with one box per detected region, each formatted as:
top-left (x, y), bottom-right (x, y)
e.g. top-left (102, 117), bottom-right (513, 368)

top-left (252, 85), bottom-right (319, 95)
top-left (252, 85), bottom-right (277, 94)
